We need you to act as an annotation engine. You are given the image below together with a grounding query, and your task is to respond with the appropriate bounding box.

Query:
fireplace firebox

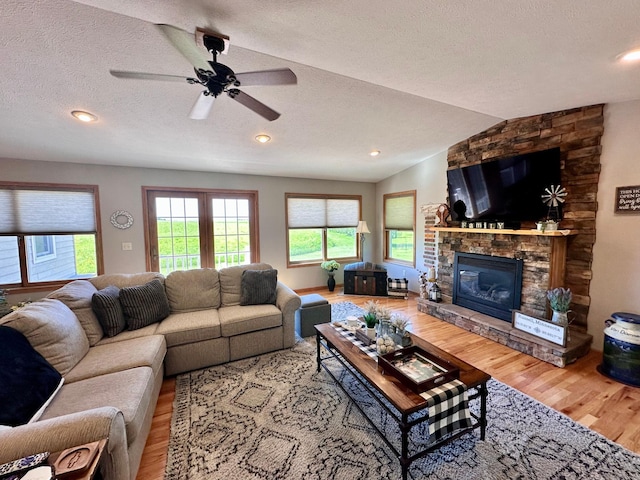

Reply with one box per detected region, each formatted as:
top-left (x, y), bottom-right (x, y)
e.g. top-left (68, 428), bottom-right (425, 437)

top-left (452, 252), bottom-right (523, 322)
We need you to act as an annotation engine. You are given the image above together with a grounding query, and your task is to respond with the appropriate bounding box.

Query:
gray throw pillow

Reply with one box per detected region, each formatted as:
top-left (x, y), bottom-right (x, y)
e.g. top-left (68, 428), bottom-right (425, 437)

top-left (240, 269), bottom-right (278, 306)
top-left (91, 285), bottom-right (126, 337)
top-left (120, 279), bottom-right (170, 330)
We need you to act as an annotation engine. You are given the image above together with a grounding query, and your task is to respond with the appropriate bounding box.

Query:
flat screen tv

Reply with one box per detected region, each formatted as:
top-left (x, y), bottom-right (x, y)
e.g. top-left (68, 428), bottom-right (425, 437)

top-left (447, 147), bottom-right (561, 225)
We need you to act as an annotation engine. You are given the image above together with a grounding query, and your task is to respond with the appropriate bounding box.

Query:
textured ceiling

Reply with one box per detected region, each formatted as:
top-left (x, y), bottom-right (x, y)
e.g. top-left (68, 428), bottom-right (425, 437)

top-left (1, 1), bottom-right (639, 182)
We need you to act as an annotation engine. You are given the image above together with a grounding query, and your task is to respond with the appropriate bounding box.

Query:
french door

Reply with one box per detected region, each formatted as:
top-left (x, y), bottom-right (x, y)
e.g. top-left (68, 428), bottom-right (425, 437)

top-left (144, 188), bottom-right (259, 274)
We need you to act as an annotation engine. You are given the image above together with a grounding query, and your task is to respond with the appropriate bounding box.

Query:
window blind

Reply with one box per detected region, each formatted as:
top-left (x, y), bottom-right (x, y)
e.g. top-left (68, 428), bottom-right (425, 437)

top-left (287, 197), bottom-right (359, 228)
top-left (384, 194), bottom-right (415, 230)
top-left (0, 187), bottom-right (97, 235)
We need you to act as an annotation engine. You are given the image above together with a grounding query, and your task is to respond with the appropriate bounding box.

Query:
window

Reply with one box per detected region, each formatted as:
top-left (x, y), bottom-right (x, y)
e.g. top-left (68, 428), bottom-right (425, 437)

top-left (144, 188), bottom-right (258, 275)
top-left (0, 183), bottom-right (102, 290)
top-left (286, 194), bottom-right (361, 266)
top-left (383, 190), bottom-right (416, 266)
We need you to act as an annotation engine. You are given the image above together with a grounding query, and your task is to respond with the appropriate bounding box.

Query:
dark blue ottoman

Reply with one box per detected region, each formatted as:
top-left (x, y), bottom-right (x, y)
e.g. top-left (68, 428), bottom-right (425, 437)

top-left (295, 294), bottom-right (331, 337)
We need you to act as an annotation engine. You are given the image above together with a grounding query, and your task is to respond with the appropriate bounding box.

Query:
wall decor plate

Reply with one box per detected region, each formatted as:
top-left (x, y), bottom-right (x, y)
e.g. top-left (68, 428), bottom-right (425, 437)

top-left (110, 210), bottom-right (134, 229)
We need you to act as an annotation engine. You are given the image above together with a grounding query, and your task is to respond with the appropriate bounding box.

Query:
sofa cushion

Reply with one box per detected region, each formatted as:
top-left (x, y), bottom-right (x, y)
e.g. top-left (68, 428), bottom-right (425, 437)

top-left (240, 269), bottom-right (278, 306)
top-left (0, 326), bottom-right (64, 427)
top-left (65, 335), bottom-right (166, 384)
top-left (219, 263), bottom-right (273, 307)
top-left (165, 268), bottom-right (220, 312)
top-left (92, 286), bottom-right (126, 337)
top-left (0, 299), bottom-right (89, 376)
top-left (156, 310), bottom-right (221, 347)
top-left (95, 323), bottom-right (159, 346)
top-left (120, 280), bottom-right (170, 331)
top-left (89, 272), bottom-right (164, 291)
top-left (40, 367), bottom-right (155, 446)
top-left (218, 304), bottom-right (282, 337)
top-left (47, 279), bottom-right (103, 346)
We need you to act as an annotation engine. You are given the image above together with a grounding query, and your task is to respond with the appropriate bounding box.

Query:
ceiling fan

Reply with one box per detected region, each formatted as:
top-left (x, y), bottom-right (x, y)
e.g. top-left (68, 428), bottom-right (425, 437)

top-left (110, 25), bottom-right (297, 121)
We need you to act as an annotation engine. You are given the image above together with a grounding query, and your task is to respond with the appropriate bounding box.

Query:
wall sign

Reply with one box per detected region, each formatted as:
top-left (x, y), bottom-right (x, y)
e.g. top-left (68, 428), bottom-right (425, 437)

top-left (512, 310), bottom-right (567, 347)
top-left (615, 185), bottom-right (640, 214)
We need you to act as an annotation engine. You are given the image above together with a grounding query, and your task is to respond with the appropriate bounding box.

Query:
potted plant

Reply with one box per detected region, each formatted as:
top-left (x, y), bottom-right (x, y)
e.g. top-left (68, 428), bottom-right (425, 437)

top-left (320, 260), bottom-right (340, 292)
top-left (547, 287), bottom-right (572, 325)
top-left (391, 314), bottom-right (412, 347)
top-left (362, 300), bottom-right (379, 339)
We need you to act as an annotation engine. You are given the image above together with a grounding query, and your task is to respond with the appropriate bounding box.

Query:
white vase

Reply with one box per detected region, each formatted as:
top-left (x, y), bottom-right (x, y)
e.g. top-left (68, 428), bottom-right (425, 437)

top-left (366, 327), bottom-right (376, 340)
top-left (551, 310), bottom-right (568, 326)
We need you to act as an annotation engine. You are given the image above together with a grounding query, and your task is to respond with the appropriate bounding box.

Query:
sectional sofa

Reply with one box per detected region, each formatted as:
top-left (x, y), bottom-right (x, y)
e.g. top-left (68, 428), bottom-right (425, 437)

top-left (0, 263), bottom-right (301, 480)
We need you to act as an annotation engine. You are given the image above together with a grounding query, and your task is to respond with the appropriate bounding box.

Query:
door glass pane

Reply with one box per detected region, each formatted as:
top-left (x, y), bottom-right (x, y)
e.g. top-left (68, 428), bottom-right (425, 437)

top-left (26, 235), bottom-right (97, 282)
top-left (288, 228), bottom-right (323, 263)
top-left (327, 227), bottom-right (357, 259)
top-left (155, 197), bottom-right (200, 275)
top-left (212, 198), bottom-right (251, 269)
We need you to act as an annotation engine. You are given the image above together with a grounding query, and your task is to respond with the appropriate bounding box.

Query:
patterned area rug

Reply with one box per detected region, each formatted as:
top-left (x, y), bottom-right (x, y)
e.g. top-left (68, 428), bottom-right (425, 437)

top-left (330, 301), bottom-right (365, 323)
top-left (165, 338), bottom-right (640, 479)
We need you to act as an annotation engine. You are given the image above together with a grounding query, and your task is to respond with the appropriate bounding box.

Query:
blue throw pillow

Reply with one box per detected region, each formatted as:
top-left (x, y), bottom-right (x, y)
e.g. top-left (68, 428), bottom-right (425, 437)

top-left (0, 326), bottom-right (63, 427)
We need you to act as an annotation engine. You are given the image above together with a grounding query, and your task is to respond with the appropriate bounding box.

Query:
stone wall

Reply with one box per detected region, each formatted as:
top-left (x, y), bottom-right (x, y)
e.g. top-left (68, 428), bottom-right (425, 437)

top-left (436, 104), bottom-right (604, 330)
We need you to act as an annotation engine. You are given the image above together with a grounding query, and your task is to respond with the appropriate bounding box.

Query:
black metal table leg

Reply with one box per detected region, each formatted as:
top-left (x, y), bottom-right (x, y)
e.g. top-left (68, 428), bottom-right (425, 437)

top-left (480, 381), bottom-right (488, 440)
top-left (401, 413), bottom-right (409, 480)
top-left (316, 331), bottom-right (321, 372)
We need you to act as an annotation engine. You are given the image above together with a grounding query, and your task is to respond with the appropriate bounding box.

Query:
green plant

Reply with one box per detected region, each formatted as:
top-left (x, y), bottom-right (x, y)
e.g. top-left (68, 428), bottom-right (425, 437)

top-left (320, 260), bottom-right (340, 272)
top-left (363, 313), bottom-right (377, 328)
top-left (547, 287), bottom-right (572, 313)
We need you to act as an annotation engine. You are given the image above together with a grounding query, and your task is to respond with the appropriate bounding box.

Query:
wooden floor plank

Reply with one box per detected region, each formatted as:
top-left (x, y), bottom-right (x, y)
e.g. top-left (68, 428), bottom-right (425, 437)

top-left (136, 290), bottom-right (639, 480)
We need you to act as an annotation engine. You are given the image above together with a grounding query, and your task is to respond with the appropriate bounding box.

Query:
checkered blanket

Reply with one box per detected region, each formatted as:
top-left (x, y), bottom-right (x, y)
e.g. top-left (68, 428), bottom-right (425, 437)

top-left (331, 323), bottom-right (472, 441)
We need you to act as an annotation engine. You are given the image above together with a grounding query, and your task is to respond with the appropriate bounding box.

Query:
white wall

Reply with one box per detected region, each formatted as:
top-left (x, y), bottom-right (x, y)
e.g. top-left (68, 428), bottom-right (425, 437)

top-left (588, 100), bottom-right (640, 350)
top-left (375, 150), bottom-right (449, 290)
top-left (0, 158), bottom-right (375, 290)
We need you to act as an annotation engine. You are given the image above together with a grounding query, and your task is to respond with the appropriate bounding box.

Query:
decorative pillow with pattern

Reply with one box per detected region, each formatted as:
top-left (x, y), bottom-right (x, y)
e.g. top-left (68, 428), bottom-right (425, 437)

top-left (240, 269), bottom-right (278, 306)
top-left (119, 279), bottom-right (170, 330)
top-left (92, 285), bottom-right (126, 337)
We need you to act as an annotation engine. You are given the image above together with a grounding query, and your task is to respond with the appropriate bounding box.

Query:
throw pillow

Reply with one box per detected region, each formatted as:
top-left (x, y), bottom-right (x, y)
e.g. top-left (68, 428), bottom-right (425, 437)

top-left (119, 279), bottom-right (170, 330)
top-left (0, 326), bottom-right (64, 427)
top-left (92, 285), bottom-right (126, 337)
top-left (240, 269), bottom-right (278, 306)
top-left (0, 299), bottom-right (90, 376)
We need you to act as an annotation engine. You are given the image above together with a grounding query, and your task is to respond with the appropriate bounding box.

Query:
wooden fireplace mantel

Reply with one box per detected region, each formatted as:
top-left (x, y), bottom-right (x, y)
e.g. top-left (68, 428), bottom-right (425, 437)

top-left (429, 226), bottom-right (578, 290)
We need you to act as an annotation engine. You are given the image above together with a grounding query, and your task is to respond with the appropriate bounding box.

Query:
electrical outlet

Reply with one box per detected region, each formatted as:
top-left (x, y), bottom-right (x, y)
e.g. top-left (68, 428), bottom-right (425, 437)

top-left (122, 242), bottom-right (132, 251)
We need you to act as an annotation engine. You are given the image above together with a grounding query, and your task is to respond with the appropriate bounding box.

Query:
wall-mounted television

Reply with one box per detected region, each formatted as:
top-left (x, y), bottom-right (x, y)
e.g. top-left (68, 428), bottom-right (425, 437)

top-left (447, 147), bottom-right (561, 225)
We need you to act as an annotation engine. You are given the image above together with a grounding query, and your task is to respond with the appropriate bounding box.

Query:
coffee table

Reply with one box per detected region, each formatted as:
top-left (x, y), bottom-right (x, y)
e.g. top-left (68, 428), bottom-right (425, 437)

top-left (315, 323), bottom-right (490, 480)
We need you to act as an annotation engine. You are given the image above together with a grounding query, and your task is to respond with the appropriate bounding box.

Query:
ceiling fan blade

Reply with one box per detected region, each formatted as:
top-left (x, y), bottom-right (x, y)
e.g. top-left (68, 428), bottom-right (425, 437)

top-left (234, 69), bottom-right (297, 86)
top-left (189, 92), bottom-right (215, 120)
top-left (110, 70), bottom-right (189, 83)
top-left (228, 89), bottom-right (280, 121)
top-left (155, 24), bottom-right (210, 71)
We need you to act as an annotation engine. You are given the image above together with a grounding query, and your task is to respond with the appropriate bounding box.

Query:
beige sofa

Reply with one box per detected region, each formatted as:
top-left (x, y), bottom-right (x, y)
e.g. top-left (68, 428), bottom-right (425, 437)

top-left (0, 263), bottom-right (300, 480)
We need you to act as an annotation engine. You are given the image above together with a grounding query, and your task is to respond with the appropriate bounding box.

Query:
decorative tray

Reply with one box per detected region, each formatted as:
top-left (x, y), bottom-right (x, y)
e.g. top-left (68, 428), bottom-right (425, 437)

top-left (52, 441), bottom-right (101, 477)
top-left (378, 346), bottom-right (460, 393)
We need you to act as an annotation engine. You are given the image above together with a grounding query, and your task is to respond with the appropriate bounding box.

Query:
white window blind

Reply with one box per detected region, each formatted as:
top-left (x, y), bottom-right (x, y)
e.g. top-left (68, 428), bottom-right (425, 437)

top-left (0, 188), bottom-right (96, 234)
top-left (384, 194), bottom-right (415, 230)
top-left (288, 197), bottom-right (359, 228)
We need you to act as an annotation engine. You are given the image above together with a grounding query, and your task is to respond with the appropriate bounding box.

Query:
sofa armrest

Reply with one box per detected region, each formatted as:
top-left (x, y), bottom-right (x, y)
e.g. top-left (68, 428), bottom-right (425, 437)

top-left (0, 407), bottom-right (130, 480)
top-left (276, 282), bottom-right (301, 348)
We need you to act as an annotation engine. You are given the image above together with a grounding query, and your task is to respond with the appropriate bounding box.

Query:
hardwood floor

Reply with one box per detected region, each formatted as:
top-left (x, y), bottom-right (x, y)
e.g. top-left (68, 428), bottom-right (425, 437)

top-left (136, 289), bottom-right (640, 479)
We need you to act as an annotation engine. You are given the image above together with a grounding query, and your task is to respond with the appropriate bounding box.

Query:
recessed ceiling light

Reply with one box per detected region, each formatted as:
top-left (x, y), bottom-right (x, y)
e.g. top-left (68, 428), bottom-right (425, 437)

top-left (619, 49), bottom-right (640, 62)
top-left (71, 110), bottom-right (97, 123)
top-left (370, 150), bottom-right (380, 157)
top-left (255, 134), bottom-right (271, 143)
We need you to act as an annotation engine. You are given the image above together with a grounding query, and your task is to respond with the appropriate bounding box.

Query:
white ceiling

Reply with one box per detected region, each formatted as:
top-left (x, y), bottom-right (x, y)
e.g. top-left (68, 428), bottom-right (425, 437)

top-left (1, 0), bottom-right (639, 182)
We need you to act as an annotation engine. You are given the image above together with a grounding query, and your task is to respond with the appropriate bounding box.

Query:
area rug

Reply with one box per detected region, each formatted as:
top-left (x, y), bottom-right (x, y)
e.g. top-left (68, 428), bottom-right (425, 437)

top-left (330, 301), bottom-right (365, 323)
top-left (165, 340), bottom-right (640, 480)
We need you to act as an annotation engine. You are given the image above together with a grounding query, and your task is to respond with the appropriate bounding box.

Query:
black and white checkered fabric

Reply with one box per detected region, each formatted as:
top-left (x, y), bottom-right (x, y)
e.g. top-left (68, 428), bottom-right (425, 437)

top-left (387, 278), bottom-right (409, 290)
top-left (331, 323), bottom-right (471, 441)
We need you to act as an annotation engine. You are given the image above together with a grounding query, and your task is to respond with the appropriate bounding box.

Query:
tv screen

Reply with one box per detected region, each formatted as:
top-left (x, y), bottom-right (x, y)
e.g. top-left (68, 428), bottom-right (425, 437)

top-left (447, 147), bottom-right (561, 223)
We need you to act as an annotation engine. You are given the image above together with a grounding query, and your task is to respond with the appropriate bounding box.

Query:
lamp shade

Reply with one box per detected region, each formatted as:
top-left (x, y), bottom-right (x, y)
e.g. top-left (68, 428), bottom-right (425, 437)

top-left (356, 220), bottom-right (370, 234)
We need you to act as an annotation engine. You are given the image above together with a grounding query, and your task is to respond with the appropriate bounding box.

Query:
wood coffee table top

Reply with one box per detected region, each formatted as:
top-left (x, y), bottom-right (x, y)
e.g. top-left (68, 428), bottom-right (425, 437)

top-left (315, 323), bottom-right (490, 415)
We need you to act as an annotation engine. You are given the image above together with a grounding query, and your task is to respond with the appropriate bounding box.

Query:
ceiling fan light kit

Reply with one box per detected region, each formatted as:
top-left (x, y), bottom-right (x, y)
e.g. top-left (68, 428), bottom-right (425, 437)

top-left (110, 25), bottom-right (296, 122)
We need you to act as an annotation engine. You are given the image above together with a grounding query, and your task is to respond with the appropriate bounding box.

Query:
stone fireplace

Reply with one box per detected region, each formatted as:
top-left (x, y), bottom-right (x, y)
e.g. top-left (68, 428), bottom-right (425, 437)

top-left (417, 104), bottom-right (602, 366)
top-left (452, 252), bottom-right (523, 322)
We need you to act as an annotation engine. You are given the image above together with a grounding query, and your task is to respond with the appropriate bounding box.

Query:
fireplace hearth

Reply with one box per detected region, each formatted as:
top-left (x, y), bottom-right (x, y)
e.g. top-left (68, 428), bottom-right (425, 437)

top-left (453, 252), bottom-right (523, 322)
